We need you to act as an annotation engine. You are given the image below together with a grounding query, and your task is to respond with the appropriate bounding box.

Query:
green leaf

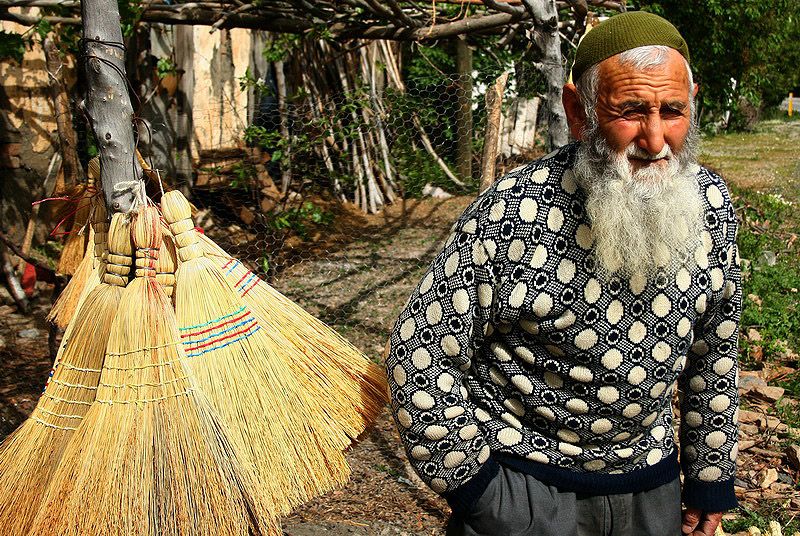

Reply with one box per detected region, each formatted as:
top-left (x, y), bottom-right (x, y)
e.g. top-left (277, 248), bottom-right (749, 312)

top-left (0, 31), bottom-right (25, 63)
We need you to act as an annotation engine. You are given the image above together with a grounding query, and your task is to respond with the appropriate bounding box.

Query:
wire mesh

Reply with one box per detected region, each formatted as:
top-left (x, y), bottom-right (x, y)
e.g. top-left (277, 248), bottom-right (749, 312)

top-left (5, 67), bottom-right (546, 358)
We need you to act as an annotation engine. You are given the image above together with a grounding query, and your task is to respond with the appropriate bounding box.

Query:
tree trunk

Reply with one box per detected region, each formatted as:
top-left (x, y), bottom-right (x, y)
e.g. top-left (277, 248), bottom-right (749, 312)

top-left (454, 36), bottom-right (473, 182)
top-left (524, 0), bottom-right (569, 150)
top-left (44, 37), bottom-right (83, 187)
top-left (82, 0), bottom-right (144, 213)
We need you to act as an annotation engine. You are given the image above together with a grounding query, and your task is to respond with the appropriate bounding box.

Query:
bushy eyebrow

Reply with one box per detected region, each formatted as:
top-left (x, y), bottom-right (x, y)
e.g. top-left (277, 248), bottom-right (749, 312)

top-left (661, 100), bottom-right (688, 112)
top-left (616, 100), bottom-right (688, 114)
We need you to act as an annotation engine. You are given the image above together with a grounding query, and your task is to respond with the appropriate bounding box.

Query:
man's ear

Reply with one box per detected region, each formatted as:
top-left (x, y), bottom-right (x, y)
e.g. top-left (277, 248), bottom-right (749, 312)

top-left (562, 83), bottom-right (587, 140)
top-left (692, 82), bottom-right (699, 98)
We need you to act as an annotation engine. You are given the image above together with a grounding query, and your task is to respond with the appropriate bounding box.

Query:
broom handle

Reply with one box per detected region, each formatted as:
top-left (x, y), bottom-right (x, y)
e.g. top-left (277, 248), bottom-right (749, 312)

top-left (81, 0), bottom-right (144, 215)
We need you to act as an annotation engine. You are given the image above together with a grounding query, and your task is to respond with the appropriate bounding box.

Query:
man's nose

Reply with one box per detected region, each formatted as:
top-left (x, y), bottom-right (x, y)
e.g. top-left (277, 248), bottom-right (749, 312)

top-left (637, 113), bottom-right (666, 156)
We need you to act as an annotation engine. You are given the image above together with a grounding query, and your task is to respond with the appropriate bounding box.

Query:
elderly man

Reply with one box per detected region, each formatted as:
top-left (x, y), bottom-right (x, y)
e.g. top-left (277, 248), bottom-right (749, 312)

top-left (386, 11), bottom-right (740, 536)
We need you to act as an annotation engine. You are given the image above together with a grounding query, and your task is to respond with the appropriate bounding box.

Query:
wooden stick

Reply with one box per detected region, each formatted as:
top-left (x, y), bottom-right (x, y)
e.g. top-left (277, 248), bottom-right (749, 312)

top-left (480, 70), bottom-right (508, 192)
top-left (17, 152), bottom-right (61, 271)
top-left (1, 245), bottom-right (29, 313)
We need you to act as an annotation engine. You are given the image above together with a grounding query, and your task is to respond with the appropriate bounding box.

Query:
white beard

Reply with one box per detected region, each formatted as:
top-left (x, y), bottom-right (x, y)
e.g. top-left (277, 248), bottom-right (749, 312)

top-left (573, 137), bottom-right (705, 280)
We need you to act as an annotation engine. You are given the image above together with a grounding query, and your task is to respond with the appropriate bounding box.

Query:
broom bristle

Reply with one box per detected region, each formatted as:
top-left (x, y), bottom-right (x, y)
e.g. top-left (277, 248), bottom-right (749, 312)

top-left (31, 206), bottom-right (278, 536)
top-left (48, 202), bottom-right (109, 330)
top-left (162, 190), bottom-right (353, 513)
top-left (56, 178), bottom-right (97, 276)
top-left (0, 211), bottom-right (131, 536)
top-left (198, 232), bottom-right (388, 439)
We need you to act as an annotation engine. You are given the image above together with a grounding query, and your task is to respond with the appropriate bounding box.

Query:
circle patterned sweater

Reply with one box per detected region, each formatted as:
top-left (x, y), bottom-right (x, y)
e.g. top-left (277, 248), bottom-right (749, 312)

top-left (386, 142), bottom-right (741, 515)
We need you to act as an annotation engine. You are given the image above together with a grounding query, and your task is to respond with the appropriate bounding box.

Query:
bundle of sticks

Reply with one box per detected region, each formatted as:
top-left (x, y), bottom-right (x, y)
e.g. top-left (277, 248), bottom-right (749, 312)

top-left (0, 189), bottom-right (388, 535)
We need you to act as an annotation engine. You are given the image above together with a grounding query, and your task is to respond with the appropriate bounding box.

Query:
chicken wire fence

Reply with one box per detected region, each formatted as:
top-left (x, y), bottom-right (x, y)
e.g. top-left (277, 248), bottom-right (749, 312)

top-left (92, 73), bottom-right (543, 357)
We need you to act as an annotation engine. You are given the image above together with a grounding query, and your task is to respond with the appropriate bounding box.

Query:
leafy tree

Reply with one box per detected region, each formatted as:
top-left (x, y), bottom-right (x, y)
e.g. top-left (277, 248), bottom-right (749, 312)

top-left (635, 1), bottom-right (800, 129)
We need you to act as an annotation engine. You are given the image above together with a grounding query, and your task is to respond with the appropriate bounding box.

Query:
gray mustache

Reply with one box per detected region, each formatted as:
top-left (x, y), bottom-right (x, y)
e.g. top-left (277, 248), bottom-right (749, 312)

top-left (626, 144), bottom-right (671, 160)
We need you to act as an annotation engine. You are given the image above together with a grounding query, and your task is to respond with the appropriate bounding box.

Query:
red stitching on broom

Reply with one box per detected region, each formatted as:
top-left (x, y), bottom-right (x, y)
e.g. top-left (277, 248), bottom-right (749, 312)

top-left (180, 310), bottom-right (251, 338)
top-left (184, 322), bottom-right (258, 350)
top-left (241, 277), bottom-right (259, 297)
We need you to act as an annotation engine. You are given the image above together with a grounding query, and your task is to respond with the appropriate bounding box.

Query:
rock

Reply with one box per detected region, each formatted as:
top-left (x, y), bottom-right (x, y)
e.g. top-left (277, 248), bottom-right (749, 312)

top-left (0, 334), bottom-right (5, 351)
top-left (748, 294), bottom-right (763, 306)
top-left (18, 328), bottom-right (40, 339)
top-left (739, 439), bottom-right (757, 451)
top-left (758, 415), bottom-right (784, 431)
top-left (739, 423), bottom-right (759, 436)
top-left (747, 328), bottom-right (763, 342)
top-left (757, 467), bottom-right (779, 488)
top-left (739, 372), bottom-right (768, 395)
top-left (777, 472), bottom-right (794, 485)
top-left (758, 250), bottom-right (777, 267)
top-left (752, 385), bottom-right (785, 402)
top-left (786, 444), bottom-right (800, 470)
top-left (421, 183), bottom-right (453, 199)
top-left (739, 409), bottom-right (762, 423)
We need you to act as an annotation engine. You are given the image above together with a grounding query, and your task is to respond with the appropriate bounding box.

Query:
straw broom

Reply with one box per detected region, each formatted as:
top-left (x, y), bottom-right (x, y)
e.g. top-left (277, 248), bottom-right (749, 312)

top-left (30, 205), bottom-right (278, 536)
top-left (195, 216), bottom-right (387, 439)
top-left (47, 195), bottom-right (107, 330)
top-left (0, 205), bottom-right (131, 536)
top-left (161, 190), bottom-right (352, 514)
top-left (55, 175), bottom-right (96, 277)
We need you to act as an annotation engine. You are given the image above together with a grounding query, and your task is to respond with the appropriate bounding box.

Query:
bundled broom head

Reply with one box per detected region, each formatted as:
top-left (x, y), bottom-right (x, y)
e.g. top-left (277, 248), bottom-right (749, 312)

top-left (0, 209), bottom-right (131, 536)
top-left (47, 201), bottom-right (109, 330)
top-left (197, 221), bottom-right (388, 441)
top-left (161, 189), bottom-right (354, 513)
top-left (157, 224), bottom-right (177, 299)
top-left (31, 205), bottom-right (277, 536)
top-left (56, 176), bottom-right (98, 276)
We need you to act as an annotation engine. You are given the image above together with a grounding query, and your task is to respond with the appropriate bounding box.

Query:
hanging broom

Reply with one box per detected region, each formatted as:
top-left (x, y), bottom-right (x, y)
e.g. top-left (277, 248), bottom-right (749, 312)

top-left (47, 162), bottom-right (104, 330)
top-left (157, 223), bottom-right (177, 299)
top-left (195, 212), bottom-right (387, 438)
top-left (0, 206), bottom-right (131, 536)
top-left (29, 205), bottom-right (278, 536)
top-left (54, 175), bottom-right (96, 276)
top-left (161, 190), bottom-right (352, 514)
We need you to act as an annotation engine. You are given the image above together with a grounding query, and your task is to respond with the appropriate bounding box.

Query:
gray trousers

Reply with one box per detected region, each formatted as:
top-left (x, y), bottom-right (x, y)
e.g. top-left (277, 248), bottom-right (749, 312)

top-left (446, 465), bottom-right (681, 536)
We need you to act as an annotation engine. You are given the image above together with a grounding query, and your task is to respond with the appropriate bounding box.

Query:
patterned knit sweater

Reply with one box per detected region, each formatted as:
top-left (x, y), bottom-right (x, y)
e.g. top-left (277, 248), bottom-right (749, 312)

top-left (386, 142), bottom-right (741, 515)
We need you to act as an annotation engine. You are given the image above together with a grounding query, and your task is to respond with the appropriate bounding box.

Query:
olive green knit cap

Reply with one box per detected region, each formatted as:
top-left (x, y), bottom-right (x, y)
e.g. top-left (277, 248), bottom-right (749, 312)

top-left (571, 11), bottom-right (690, 83)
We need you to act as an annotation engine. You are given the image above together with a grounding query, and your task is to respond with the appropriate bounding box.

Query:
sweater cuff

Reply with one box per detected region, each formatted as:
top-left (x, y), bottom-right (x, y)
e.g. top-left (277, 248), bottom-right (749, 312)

top-left (682, 477), bottom-right (738, 512)
top-left (443, 457), bottom-right (500, 516)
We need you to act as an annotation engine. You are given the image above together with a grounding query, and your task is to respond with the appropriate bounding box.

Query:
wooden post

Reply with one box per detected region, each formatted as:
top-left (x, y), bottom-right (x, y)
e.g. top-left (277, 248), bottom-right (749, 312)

top-left (790, 93), bottom-right (794, 117)
top-left (44, 37), bottom-right (83, 188)
top-left (81, 0), bottom-right (144, 213)
top-left (455, 36), bottom-right (473, 183)
top-left (480, 71), bottom-right (508, 193)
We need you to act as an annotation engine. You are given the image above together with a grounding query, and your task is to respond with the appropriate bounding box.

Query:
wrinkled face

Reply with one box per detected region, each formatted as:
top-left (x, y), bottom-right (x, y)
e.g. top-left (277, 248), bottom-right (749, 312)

top-left (593, 49), bottom-right (694, 173)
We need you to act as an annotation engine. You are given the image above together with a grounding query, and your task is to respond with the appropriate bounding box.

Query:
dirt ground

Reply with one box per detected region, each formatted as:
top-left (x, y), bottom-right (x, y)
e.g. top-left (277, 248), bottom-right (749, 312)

top-left (1, 120), bottom-right (799, 535)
